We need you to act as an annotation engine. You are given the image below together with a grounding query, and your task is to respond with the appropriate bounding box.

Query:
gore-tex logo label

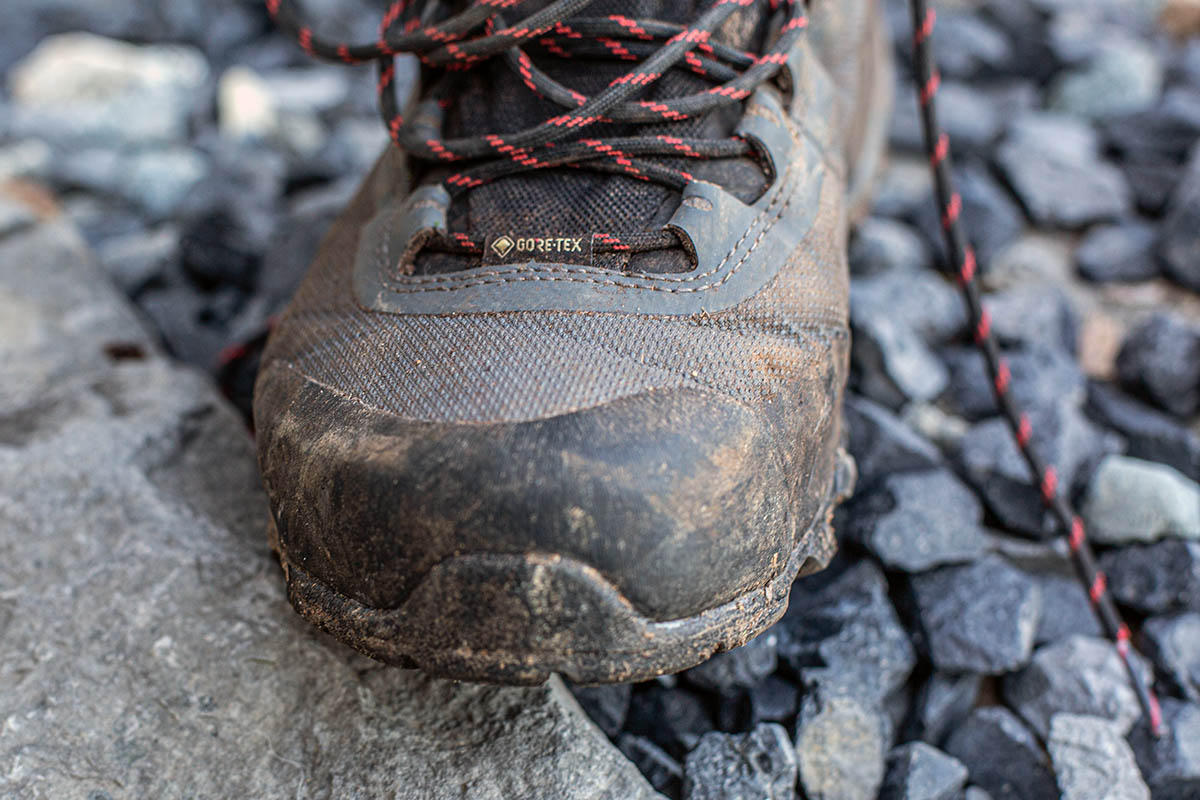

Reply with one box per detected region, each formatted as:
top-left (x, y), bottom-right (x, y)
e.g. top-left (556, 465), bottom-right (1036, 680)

top-left (483, 234), bottom-right (593, 266)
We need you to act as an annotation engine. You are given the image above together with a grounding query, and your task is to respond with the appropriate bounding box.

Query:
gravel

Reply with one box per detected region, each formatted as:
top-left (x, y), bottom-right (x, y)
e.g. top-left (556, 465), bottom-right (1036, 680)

top-left (845, 468), bottom-right (990, 572)
top-left (1047, 714), bottom-right (1150, 800)
top-left (780, 560), bottom-right (916, 706)
top-left (1116, 313), bottom-right (1200, 419)
top-left (1003, 635), bottom-right (1146, 739)
top-left (794, 683), bottom-right (887, 800)
top-left (1099, 539), bottom-right (1200, 615)
top-left (943, 707), bottom-right (1058, 800)
top-left (996, 112), bottom-right (1133, 228)
top-left (908, 555), bottom-right (1041, 674)
top-left (1075, 222), bottom-right (1161, 283)
top-left (878, 742), bottom-right (969, 800)
top-left (1141, 612), bottom-right (1200, 702)
top-left (1128, 699), bottom-right (1200, 800)
top-left (1081, 455), bottom-right (1200, 544)
top-left (682, 724), bottom-right (797, 800)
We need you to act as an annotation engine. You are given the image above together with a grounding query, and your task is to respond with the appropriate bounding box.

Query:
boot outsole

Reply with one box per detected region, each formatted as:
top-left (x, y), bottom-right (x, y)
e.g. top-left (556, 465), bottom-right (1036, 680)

top-left (270, 448), bottom-right (856, 685)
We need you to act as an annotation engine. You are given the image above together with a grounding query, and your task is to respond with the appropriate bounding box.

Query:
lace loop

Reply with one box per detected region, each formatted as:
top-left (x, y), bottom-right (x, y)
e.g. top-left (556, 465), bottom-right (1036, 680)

top-left (270, 0), bottom-right (805, 195)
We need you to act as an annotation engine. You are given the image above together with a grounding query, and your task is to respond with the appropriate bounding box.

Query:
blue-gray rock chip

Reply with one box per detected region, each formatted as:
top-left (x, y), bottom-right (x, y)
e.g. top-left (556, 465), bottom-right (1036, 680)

top-left (781, 561), bottom-right (916, 704)
top-left (908, 555), bottom-right (1041, 674)
top-left (1099, 539), bottom-right (1200, 615)
top-left (845, 469), bottom-right (990, 572)
top-left (1003, 636), bottom-right (1145, 739)
top-left (879, 742), bottom-right (968, 800)
top-left (1047, 714), bottom-right (1150, 800)
top-left (1142, 612), bottom-right (1200, 703)
top-left (1128, 699), bottom-right (1200, 800)
top-left (995, 112), bottom-right (1132, 228)
top-left (943, 707), bottom-right (1058, 800)
top-left (683, 723), bottom-right (797, 800)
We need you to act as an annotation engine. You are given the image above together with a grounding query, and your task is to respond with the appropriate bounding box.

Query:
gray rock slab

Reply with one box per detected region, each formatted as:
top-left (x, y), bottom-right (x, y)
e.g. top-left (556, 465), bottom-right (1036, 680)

top-left (0, 215), bottom-right (660, 800)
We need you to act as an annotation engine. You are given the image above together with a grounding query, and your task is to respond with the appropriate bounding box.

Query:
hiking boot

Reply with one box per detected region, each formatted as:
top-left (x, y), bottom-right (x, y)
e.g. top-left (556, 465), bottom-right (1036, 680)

top-left (254, 0), bottom-right (891, 684)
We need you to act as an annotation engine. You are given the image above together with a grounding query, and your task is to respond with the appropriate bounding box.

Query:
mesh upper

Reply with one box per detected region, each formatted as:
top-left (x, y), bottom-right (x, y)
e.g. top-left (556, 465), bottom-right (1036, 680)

top-left (264, 156), bottom-right (849, 424)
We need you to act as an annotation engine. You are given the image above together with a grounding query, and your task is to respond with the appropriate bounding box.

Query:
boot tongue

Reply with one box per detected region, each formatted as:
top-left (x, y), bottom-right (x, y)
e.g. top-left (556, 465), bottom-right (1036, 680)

top-left (421, 0), bottom-right (770, 275)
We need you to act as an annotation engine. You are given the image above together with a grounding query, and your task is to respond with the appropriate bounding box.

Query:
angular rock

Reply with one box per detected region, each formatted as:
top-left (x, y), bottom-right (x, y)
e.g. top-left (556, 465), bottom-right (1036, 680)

top-left (929, 12), bottom-right (1013, 79)
top-left (795, 684), bottom-right (886, 800)
top-left (1142, 612), bottom-right (1200, 702)
top-left (890, 81), bottom-right (1003, 156)
top-left (1102, 88), bottom-right (1200, 164)
top-left (1075, 222), bottom-right (1161, 283)
top-left (746, 676), bottom-right (799, 727)
top-left (942, 343), bottom-right (1086, 423)
top-left (995, 112), bottom-right (1132, 228)
top-left (914, 163), bottom-right (1024, 264)
top-left (0, 218), bottom-right (660, 800)
top-left (849, 216), bottom-right (929, 276)
top-left (958, 405), bottom-right (1120, 538)
top-left (1162, 144), bottom-right (1200, 292)
top-left (901, 402), bottom-right (970, 453)
top-left (780, 561), bottom-right (916, 705)
top-left (1081, 455), bottom-right (1200, 545)
top-left (95, 224), bottom-right (181, 296)
top-left (844, 394), bottom-right (942, 487)
top-left (845, 469), bottom-right (990, 572)
top-left (985, 285), bottom-right (1079, 354)
top-left (879, 742), bottom-right (969, 800)
top-left (618, 735), bottom-right (684, 799)
top-left (685, 631), bottom-right (779, 694)
top-left (908, 555), bottom-right (1041, 675)
top-left (570, 683), bottom-right (632, 738)
top-left (907, 672), bottom-right (983, 747)
top-left (626, 685), bottom-right (716, 759)
top-left (850, 270), bottom-right (966, 407)
top-left (1086, 383), bottom-right (1200, 482)
top-left (1049, 37), bottom-right (1163, 118)
top-left (943, 707), bottom-right (1058, 800)
top-left (683, 724), bottom-right (797, 800)
top-left (1030, 570), bottom-right (1103, 646)
top-left (52, 145), bottom-right (210, 221)
top-left (1099, 540), bottom-right (1200, 615)
top-left (984, 232), bottom-right (1075, 291)
top-left (1116, 313), bottom-right (1200, 419)
top-left (1128, 699), bottom-right (1200, 800)
top-left (1123, 161), bottom-right (1180, 215)
top-left (7, 33), bottom-right (210, 147)
top-left (1003, 636), bottom-right (1145, 739)
top-left (1047, 714), bottom-right (1150, 800)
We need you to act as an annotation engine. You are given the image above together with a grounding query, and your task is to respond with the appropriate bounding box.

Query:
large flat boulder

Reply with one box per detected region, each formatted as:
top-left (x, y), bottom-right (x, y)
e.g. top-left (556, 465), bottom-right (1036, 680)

top-left (0, 208), bottom-right (660, 800)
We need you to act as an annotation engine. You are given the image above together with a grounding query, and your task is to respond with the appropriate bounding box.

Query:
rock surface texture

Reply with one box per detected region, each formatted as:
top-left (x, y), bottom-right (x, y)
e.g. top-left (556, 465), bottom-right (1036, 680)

top-left (0, 212), bottom-right (660, 799)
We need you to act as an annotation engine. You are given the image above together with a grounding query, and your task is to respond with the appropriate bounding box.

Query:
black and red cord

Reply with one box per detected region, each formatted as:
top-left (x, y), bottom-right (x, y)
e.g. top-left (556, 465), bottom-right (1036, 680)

top-left (907, 0), bottom-right (1162, 735)
top-left (266, 0), bottom-right (807, 191)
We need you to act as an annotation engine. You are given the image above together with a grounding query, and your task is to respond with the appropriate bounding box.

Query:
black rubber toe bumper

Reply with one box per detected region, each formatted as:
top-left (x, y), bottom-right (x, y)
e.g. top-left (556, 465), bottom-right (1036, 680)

top-left (254, 359), bottom-right (850, 683)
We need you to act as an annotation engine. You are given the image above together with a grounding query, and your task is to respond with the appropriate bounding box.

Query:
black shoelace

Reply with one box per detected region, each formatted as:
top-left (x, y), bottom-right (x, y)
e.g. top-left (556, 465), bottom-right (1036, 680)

top-left (268, 0), bottom-right (806, 255)
top-left (268, 0), bottom-right (1165, 735)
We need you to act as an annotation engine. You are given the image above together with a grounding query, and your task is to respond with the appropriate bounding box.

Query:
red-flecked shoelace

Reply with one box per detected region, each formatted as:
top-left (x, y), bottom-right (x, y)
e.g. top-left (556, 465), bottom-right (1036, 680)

top-left (267, 0), bottom-right (807, 255)
top-left (908, 0), bottom-right (1163, 736)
